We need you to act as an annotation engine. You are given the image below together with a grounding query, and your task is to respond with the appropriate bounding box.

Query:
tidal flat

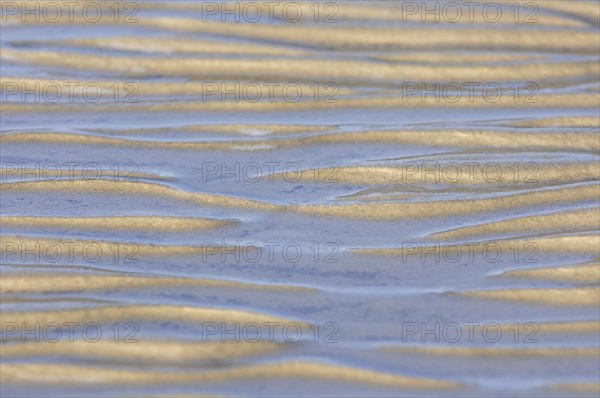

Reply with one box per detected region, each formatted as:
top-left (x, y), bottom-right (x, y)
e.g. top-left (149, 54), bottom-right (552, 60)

top-left (1, 1), bottom-right (599, 397)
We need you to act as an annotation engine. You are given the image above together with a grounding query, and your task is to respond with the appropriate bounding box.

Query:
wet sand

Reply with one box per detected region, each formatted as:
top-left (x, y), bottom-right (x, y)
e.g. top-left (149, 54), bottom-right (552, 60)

top-left (1, 1), bottom-right (599, 397)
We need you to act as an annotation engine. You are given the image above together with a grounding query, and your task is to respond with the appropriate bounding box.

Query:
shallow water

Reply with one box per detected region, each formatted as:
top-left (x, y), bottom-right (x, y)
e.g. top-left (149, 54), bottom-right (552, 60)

top-left (1, 1), bottom-right (599, 397)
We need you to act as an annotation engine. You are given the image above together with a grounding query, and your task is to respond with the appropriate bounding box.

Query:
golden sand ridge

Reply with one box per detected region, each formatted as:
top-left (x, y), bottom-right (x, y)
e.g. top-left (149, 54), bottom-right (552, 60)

top-left (3, 129), bottom-right (599, 151)
top-left (0, 304), bottom-right (309, 326)
top-left (498, 320), bottom-right (600, 334)
top-left (0, 272), bottom-right (312, 293)
top-left (508, 116), bottom-right (600, 128)
top-left (1, 340), bottom-right (284, 363)
top-left (3, 92), bottom-right (599, 112)
top-left (0, 180), bottom-right (279, 211)
top-left (136, 1), bottom-right (587, 27)
top-left (0, 132), bottom-right (281, 151)
top-left (459, 288), bottom-right (599, 307)
top-left (296, 185), bottom-right (600, 220)
top-left (7, 0), bottom-right (589, 27)
top-left (431, 208), bottom-right (600, 239)
top-left (129, 18), bottom-right (600, 52)
top-left (0, 77), bottom-right (350, 98)
top-left (0, 166), bottom-right (172, 182)
top-left (0, 234), bottom-right (278, 258)
top-left (273, 163), bottom-right (600, 185)
top-left (0, 216), bottom-right (235, 232)
top-left (0, 361), bottom-right (460, 389)
top-left (3, 49), bottom-right (597, 83)
top-left (500, 263), bottom-right (600, 283)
